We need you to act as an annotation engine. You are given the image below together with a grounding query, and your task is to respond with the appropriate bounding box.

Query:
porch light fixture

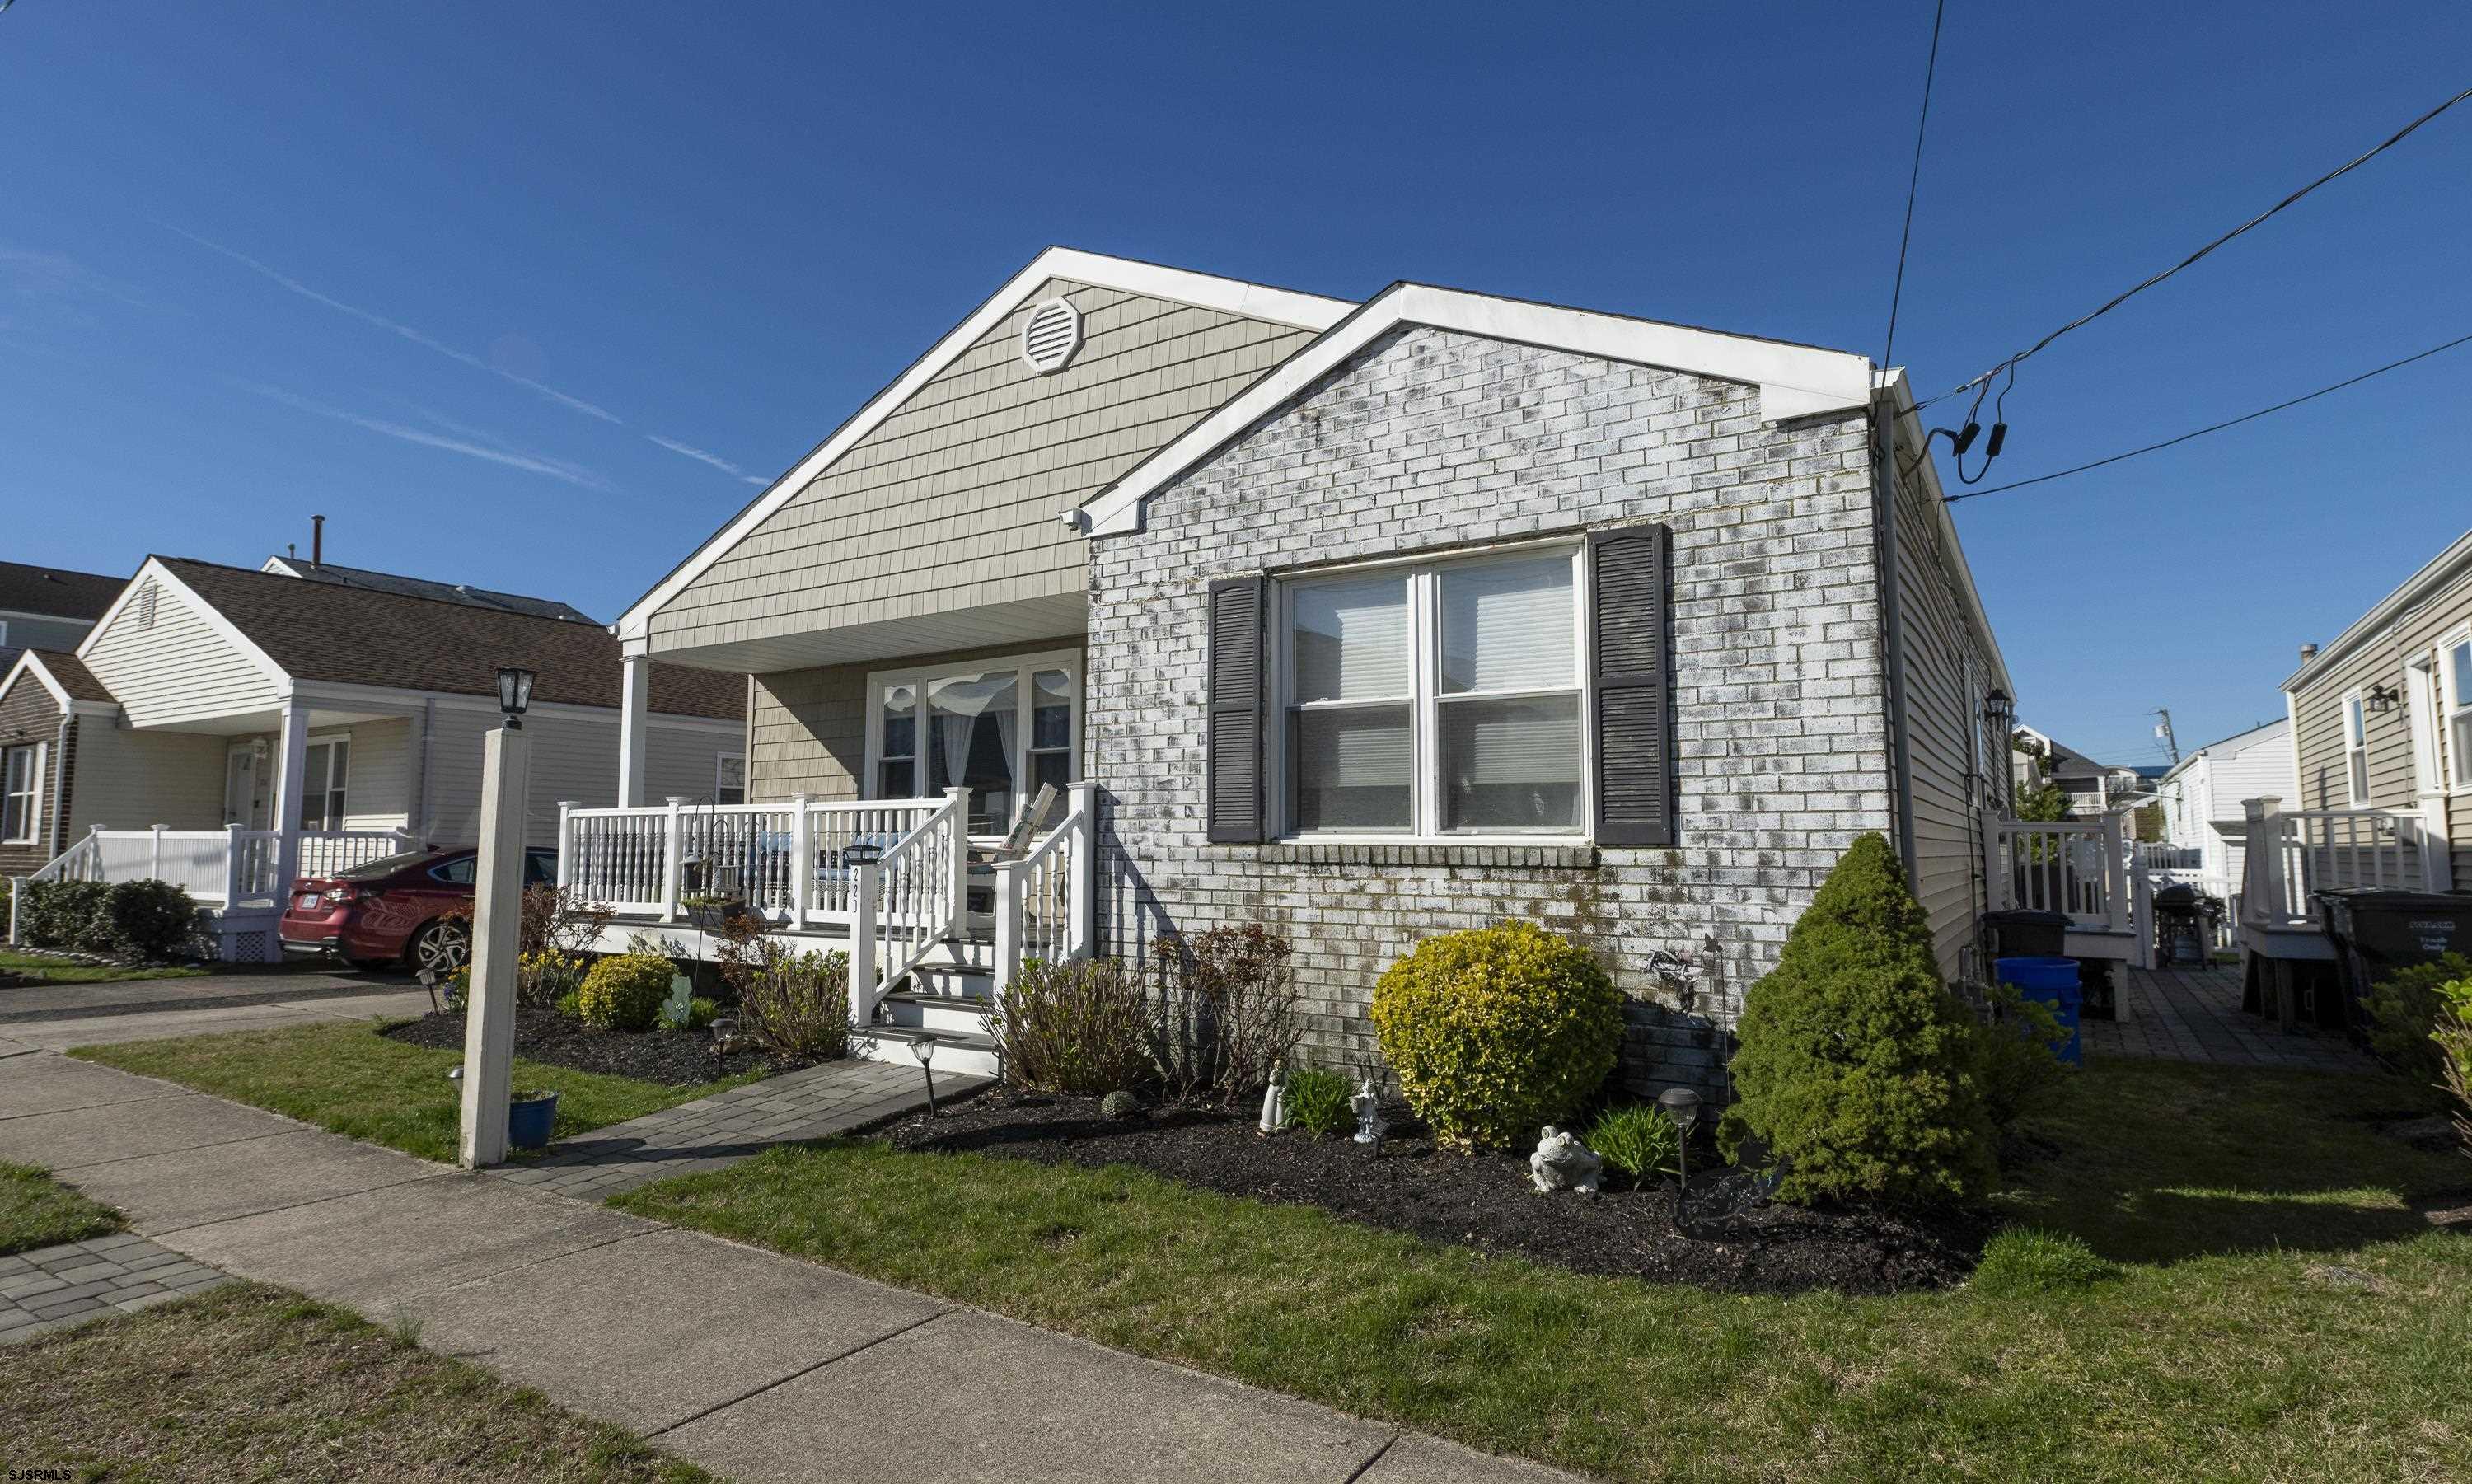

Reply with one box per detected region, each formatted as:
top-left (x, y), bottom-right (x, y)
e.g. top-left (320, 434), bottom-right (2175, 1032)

top-left (1657, 1087), bottom-right (1702, 1214)
top-left (2364, 682), bottom-right (2402, 715)
top-left (1983, 688), bottom-right (2015, 736)
top-left (912, 1033), bottom-right (940, 1117)
top-left (495, 667), bottom-right (536, 729)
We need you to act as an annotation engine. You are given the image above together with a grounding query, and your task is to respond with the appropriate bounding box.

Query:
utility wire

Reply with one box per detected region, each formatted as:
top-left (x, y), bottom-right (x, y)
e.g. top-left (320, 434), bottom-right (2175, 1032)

top-left (1943, 328), bottom-right (2472, 503)
top-left (1926, 81), bottom-right (2472, 408)
top-left (1879, 0), bottom-right (1947, 374)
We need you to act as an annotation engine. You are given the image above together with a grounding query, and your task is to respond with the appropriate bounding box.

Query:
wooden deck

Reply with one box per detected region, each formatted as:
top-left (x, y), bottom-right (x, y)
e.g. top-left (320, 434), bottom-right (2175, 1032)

top-left (2085, 964), bottom-right (2381, 1074)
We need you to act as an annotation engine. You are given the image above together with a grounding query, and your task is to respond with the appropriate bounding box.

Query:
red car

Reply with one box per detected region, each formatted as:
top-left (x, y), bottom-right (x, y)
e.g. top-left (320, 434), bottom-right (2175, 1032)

top-left (279, 846), bottom-right (559, 973)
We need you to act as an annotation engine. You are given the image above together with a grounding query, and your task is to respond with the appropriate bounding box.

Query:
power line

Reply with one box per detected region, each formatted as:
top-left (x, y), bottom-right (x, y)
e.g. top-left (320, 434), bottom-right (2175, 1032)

top-left (1925, 81), bottom-right (2472, 409)
top-left (1942, 328), bottom-right (2472, 503)
top-left (1879, 0), bottom-right (1947, 374)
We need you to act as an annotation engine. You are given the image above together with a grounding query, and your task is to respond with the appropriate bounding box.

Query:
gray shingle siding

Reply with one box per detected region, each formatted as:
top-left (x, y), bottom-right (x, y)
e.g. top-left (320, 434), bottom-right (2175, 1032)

top-left (1086, 324), bottom-right (1894, 1098)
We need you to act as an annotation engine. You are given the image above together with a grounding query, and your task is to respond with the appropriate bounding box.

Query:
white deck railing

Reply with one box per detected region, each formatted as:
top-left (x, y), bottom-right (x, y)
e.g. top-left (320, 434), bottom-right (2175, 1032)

top-left (2238, 797), bottom-right (2448, 929)
top-left (20, 825), bottom-right (411, 907)
top-left (558, 795), bottom-right (946, 927)
top-left (849, 789), bottom-right (970, 1025)
top-left (992, 782), bottom-right (1096, 992)
top-left (1984, 814), bottom-right (2128, 932)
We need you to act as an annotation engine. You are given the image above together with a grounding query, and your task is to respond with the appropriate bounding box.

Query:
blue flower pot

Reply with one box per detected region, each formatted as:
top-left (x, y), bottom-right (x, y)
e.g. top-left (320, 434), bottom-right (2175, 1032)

top-left (508, 1089), bottom-right (560, 1151)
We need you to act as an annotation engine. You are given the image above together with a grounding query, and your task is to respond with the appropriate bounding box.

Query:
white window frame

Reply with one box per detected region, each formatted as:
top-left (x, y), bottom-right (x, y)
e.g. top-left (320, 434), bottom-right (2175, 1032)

top-left (714, 752), bottom-right (747, 806)
top-left (2442, 626), bottom-right (2472, 793)
top-left (863, 648), bottom-right (1082, 834)
top-left (2, 742), bottom-right (43, 845)
top-left (297, 733), bottom-right (352, 833)
top-left (2341, 688), bottom-right (2371, 807)
top-left (1269, 538), bottom-right (1593, 843)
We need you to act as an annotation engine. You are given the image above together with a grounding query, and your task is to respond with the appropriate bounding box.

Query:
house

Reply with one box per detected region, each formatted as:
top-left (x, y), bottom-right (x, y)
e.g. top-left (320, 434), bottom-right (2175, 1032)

top-left (2012, 725), bottom-right (2143, 817)
top-left (2151, 717), bottom-right (2292, 898)
top-left (0, 560), bottom-right (125, 670)
top-left (4, 557), bottom-right (742, 962)
top-left (571, 247), bottom-right (2052, 1093)
top-left (259, 553), bottom-right (599, 623)
top-left (2240, 531), bottom-right (2469, 1000)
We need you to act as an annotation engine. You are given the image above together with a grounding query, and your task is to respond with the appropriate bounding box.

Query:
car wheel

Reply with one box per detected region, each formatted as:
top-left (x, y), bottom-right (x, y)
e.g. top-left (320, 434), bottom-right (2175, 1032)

top-left (408, 920), bottom-right (471, 976)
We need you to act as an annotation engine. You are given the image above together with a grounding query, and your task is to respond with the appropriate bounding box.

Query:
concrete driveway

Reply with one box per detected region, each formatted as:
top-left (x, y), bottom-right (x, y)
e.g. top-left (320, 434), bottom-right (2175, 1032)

top-left (0, 963), bottom-right (435, 1053)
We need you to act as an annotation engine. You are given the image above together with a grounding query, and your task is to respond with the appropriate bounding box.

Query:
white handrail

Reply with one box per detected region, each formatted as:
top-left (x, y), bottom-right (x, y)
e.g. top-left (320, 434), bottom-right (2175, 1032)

top-left (15, 826), bottom-right (406, 907)
top-left (2239, 798), bottom-right (2422, 928)
top-left (556, 797), bottom-right (943, 925)
top-left (850, 789), bottom-right (970, 1026)
top-left (992, 781), bottom-right (1097, 993)
top-left (1984, 815), bottom-right (2123, 929)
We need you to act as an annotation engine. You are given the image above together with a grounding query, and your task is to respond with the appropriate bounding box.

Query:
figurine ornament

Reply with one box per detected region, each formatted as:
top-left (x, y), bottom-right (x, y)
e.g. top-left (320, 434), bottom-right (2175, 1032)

top-left (1529, 1126), bottom-right (1602, 1195)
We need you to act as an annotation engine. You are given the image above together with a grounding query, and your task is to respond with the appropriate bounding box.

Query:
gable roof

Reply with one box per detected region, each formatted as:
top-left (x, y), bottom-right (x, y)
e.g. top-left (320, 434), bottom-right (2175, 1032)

top-left (0, 648), bottom-right (115, 714)
top-left (611, 246), bottom-right (1355, 643)
top-left (147, 559), bottom-right (742, 720)
top-left (0, 561), bottom-right (124, 621)
top-left (261, 557), bottom-right (597, 624)
top-left (2282, 528), bottom-right (2472, 692)
top-left (1079, 281), bottom-right (1876, 536)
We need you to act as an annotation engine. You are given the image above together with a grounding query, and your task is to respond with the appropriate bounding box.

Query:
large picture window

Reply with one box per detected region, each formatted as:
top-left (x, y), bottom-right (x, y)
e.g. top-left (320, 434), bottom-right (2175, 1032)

top-left (2, 744), bottom-right (40, 845)
top-left (1280, 544), bottom-right (1585, 839)
top-left (868, 652), bottom-right (1079, 835)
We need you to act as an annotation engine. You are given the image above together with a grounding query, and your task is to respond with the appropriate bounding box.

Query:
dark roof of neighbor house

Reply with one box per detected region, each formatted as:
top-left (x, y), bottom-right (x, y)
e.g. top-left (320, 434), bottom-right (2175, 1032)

top-left (26, 649), bottom-right (115, 703)
top-left (262, 556), bottom-right (598, 624)
top-left (0, 561), bottom-right (124, 622)
top-left (156, 559), bottom-right (743, 721)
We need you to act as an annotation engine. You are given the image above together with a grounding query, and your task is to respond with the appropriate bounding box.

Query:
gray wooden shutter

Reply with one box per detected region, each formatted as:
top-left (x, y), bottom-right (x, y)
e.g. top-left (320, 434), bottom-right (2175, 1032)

top-left (1590, 525), bottom-right (1674, 847)
top-left (1206, 576), bottom-right (1268, 844)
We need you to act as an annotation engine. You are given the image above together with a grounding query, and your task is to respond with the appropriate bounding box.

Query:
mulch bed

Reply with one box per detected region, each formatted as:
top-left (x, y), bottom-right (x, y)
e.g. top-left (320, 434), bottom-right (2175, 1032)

top-left (382, 1008), bottom-right (814, 1086)
top-left (887, 1091), bottom-right (1992, 1295)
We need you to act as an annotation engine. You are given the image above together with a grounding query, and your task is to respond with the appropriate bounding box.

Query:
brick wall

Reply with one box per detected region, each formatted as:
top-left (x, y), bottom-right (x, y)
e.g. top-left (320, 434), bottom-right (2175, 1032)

top-left (1084, 325), bottom-right (1894, 1097)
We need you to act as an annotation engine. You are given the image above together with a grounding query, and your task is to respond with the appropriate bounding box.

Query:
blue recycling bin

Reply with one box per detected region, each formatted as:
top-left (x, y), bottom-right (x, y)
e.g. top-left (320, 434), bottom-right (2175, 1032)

top-left (1996, 955), bottom-right (2083, 1067)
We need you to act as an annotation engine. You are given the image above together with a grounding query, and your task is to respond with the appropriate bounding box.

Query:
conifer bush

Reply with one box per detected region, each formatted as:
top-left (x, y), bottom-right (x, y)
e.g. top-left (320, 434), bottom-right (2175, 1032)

top-left (1720, 832), bottom-right (1998, 1206)
top-left (1369, 920), bottom-right (1623, 1151)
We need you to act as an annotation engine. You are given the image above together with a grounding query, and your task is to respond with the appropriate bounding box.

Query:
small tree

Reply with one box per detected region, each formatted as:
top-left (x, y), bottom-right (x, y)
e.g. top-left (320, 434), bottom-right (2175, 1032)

top-left (2133, 803), bottom-right (2165, 844)
top-left (2014, 780), bottom-right (2072, 823)
top-left (1721, 832), bottom-right (1998, 1206)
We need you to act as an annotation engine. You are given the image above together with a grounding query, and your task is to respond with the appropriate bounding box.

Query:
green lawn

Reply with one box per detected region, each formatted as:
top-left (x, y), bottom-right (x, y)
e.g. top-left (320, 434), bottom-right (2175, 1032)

top-left (1, 1161), bottom-right (125, 1256)
top-left (72, 1020), bottom-right (759, 1163)
top-left (613, 1060), bottom-right (2472, 1482)
top-left (2, 1282), bottom-right (709, 1481)
top-left (0, 947), bottom-right (207, 984)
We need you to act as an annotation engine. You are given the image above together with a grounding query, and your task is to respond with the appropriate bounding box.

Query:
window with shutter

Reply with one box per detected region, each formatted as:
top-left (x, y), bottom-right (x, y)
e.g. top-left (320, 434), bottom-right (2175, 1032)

top-left (1589, 525), bottom-right (1674, 846)
top-left (1207, 577), bottom-right (1268, 843)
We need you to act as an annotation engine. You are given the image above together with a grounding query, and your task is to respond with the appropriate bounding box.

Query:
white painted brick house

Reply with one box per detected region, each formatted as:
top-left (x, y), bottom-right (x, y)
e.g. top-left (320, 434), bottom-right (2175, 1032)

top-left (592, 250), bottom-right (2033, 1089)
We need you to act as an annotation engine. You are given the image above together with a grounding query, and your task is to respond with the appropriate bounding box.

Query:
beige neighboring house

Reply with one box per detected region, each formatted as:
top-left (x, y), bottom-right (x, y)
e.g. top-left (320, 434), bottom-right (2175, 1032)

top-left (2239, 530), bottom-right (2469, 1005)
top-left (6, 556), bottom-right (743, 962)
top-left (0, 560), bottom-right (124, 670)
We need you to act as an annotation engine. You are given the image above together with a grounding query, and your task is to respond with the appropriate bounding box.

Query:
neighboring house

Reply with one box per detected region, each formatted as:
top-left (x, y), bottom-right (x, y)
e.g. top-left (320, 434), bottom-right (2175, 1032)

top-left (588, 247), bottom-right (2019, 1093)
top-left (2240, 531), bottom-right (2467, 1001)
top-left (0, 560), bottom-right (125, 670)
top-left (2151, 718), bottom-right (2292, 898)
top-left (260, 554), bottom-right (599, 623)
top-left (4, 557), bottom-right (743, 962)
top-left (2016, 727), bottom-right (2142, 816)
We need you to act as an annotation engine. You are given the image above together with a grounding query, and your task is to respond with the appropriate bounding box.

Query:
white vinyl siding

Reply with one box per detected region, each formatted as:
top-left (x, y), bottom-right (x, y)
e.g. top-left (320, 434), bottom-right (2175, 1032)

top-left (65, 725), bottom-right (229, 838)
top-left (79, 578), bottom-right (280, 728)
top-left (422, 708), bottom-right (737, 848)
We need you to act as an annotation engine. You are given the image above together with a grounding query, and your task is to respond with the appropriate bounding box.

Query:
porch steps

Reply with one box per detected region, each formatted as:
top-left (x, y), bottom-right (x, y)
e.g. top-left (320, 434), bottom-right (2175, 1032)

top-left (856, 983), bottom-right (1001, 1077)
top-left (853, 1024), bottom-right (1001, 1079)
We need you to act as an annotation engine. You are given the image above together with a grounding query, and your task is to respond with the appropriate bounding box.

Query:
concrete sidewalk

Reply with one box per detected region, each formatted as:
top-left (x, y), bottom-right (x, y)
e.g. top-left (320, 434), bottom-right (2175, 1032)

top-left (0, 966), bottom-right (433, 1053)
top-left (0, 1050), bottom-right (1576, 1483)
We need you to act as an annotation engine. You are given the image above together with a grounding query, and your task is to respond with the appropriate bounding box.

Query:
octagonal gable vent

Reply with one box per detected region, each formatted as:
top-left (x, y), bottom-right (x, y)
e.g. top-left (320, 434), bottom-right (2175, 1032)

top-left (1019, 297), bottom-right (1084, 373)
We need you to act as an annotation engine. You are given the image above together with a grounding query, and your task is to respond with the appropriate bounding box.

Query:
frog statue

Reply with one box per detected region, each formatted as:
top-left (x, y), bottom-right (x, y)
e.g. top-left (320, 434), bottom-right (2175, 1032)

top-left (1529, 1126), bottom-right (1602, 1195)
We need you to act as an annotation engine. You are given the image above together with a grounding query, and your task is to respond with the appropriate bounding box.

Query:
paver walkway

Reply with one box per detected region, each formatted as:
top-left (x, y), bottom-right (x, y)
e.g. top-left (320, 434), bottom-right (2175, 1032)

top-left (494, 1058), bottom-right (989, 1200)
top-left (2086, 964), bottom-right (2381, 1073)
top-left (0, 1234), bottom-right (231, 1341)
top-left (0, 1049), bottom-right (1566, 1482)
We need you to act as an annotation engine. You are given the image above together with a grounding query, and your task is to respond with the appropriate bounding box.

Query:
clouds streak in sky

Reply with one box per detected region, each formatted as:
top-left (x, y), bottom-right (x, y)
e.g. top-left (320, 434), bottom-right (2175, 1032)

top-left (241, 382), bottom-right (612, 490)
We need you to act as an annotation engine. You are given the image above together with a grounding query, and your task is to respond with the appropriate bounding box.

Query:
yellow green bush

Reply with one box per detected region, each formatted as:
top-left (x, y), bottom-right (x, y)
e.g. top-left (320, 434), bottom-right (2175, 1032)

top-left (575, 953), bottom-right (675, 1032)
top-left (1369, 920), bottom-right (1624, 1151)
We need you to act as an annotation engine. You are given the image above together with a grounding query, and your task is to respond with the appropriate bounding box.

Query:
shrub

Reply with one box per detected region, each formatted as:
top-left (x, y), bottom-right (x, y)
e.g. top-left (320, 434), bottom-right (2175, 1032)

top-left (2363, 953), bottom-right (2472, 1087)
top-left (1151, 925), bottom-right (1304, 1110)
top-left (19, 880), bottom-right (109, 950)
top-left (518, 949), bottom-right (589, 1012)
top-left (1971, 1227), bottom-right (2116, 1297)
top-left (552, 989), bottom-right (583, 1021)
top-left (97, 879), bottom-right (197, 961)
top-left (1283, 1067), bottom-right (1354, 1139)
top-left (1964, 977), bottom-right (2070, 1130)
top-left (990, 957), bottom-right (1152, 1095)
top-left (2434, 977), bottom-right (2471, 1160)
top-left (737, 942), bottom-right (850, 1060)
top-left (1586, 1103), bottom-right (1683, 1184)
top-left (1099, 1089), bottom-right (1143, 1121)
top-left (1369, 920), bottom-right (1625, 1152)
top-left (1720, 832), bottom-right (1998, 1207)
top-left (575, 953), bottom-right (675, 1032)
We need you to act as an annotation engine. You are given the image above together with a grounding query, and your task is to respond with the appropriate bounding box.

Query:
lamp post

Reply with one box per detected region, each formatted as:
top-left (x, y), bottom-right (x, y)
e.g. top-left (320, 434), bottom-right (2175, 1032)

top-left (457, 665), bottom-right (535, 1169)
top-left (1657, 1087), bottom-right (1702, 1219)
top-left (496, 667), bottom-right (536, 728)
top-left (913, 1032), bottom-right (939, 1117)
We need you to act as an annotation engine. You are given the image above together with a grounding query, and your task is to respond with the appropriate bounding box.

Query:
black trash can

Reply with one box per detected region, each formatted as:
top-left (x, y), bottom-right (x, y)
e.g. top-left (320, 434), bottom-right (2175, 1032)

top-left (1983, 909), bottom-right (2071, 960)
top-left (2314, 887), bottom-right (2472, 1028)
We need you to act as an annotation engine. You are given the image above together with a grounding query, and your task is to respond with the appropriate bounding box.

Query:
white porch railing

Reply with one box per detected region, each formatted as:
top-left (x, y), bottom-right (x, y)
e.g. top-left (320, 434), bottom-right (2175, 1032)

top-left (2238, 797), bottom-right (2447, 929)
top-left (991, 780), bottom-right (1097, 992)
top-left (557, 795), bottom-right (946, 927)
top-left (20, 825), bottom-right (411, 907)
top-left (1984, 814), bottom-right (2128, 932)
top-left (849, 789), bottom-right (971, 1026)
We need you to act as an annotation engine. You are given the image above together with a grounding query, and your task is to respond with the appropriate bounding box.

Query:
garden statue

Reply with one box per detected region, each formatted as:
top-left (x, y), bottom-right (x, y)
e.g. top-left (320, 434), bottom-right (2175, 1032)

top-left (1351, 1074), bottom-right (1388, 1147)
top-left (1529, 1126), bottom-right (1602, 1195)
top-left (1257, 1064), bottom-right (1288, 1136)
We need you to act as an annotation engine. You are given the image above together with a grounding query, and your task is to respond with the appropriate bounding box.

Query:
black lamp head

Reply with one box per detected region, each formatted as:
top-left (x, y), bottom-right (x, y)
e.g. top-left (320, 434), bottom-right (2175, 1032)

top-left (496, 667), bottom-right (536, 728)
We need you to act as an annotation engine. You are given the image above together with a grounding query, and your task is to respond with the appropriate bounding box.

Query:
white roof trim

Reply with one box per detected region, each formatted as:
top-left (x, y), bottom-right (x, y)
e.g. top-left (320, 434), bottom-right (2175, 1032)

top-left (1079, 283), bottom-right (1876, 538)
top-left (0, 649), bottom-right (110, 714)
top-left (74, 558), bottom-right (293, 692)
top-left (2282, 528), bottom-right (2472, 692)
top-left (613, 247), bottom-right (1355, 642)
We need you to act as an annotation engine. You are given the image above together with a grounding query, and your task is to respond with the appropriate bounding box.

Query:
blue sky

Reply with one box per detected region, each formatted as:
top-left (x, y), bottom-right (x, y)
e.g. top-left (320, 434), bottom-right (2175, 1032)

top-left (5, 2), bottom-right (2467, 767)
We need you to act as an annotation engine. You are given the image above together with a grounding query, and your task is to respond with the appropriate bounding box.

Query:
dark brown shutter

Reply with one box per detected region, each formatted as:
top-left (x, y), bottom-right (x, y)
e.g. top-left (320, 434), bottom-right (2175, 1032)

top-left (1206, 576), bottom-right (1268, 844)
top-left (1590, 525), bottom-right (1674, 847)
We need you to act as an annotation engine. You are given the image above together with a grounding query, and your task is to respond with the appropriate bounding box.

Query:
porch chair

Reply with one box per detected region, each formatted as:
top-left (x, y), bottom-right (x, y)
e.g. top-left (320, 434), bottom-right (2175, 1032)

top-left (966, 783), bottom-right (1059, 914)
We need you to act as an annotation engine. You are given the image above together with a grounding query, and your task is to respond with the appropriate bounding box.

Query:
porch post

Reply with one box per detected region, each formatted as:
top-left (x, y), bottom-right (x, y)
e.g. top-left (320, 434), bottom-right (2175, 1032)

top-left (2101, 812), bottom-right (2128, 934)
top-left (943, 786), bottom-right (971, 939)
top-left (2246, 797), bottom-right (2286, 925)
top-left (222, 823), bottom-right (245, 907)
top-left (1068, 779), bottom-right (1097, 958)
top-left (789, 795), bottom-right (815, 924)
top-left (660, 795), bottom-right (687, 923)
top-left (617, 652), bottom-right (651, 808)
top-left (270, 700), bottom-right (310, 902)
top-left (992, 858), bottom-right (1023, 994)
top-left (850, 859), bottom-right (880, 1026)
top-left (555, 802), bottom-right (579, 892)
top-left (459, 723), bottom-right (531, 1169)
top-left (149, 823), bottom-right (165, 883)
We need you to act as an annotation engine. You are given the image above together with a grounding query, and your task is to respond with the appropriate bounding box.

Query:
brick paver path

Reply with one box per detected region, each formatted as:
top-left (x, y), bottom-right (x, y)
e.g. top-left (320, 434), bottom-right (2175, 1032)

top-left (2084, 964), bottom-right (2380, 1073)
top-left (492, 1059), bottom-right (989, 1201)
top-left (0, 1234), bottom-right (230, 1342)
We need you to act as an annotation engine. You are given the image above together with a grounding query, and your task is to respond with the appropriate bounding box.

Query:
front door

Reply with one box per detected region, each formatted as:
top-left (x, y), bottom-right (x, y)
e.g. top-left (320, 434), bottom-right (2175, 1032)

top-left (223, 743), bottom-right (272, 828)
